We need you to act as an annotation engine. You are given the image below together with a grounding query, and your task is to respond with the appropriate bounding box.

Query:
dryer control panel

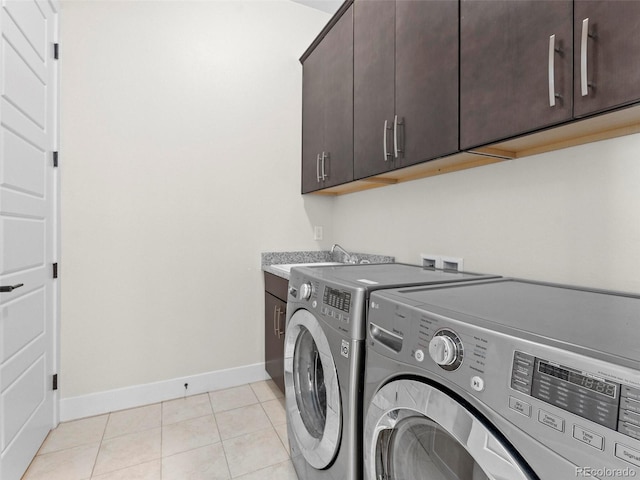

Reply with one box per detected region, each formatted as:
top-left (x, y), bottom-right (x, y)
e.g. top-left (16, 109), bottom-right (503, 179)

top-left (512, 351), bottom-right (640, 442)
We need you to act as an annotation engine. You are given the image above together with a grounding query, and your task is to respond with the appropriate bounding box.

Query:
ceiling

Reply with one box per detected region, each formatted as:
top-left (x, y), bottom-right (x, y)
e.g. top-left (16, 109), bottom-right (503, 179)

top-left (291, 0), bottom-right (343, 14)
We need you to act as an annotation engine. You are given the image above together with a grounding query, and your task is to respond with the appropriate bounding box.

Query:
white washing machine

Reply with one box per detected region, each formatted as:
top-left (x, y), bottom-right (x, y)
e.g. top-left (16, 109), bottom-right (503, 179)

top-left (363, 278), bottom-right (640, 479)
top-left (283, 264), bottom-right (499, 480)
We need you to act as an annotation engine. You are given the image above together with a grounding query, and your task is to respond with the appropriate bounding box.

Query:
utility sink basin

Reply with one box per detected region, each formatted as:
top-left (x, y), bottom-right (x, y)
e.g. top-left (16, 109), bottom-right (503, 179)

top-left (270, 262), bottom-right (342, 274)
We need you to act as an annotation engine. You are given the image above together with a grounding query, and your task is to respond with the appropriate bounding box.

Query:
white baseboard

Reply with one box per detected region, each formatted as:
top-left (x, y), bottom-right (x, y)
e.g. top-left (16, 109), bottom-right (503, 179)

top-left (59, 362), bottom-right (270, 422)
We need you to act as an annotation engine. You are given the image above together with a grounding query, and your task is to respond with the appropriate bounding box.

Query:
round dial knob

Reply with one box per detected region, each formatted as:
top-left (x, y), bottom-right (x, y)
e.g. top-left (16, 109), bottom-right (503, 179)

top-left (299, 282), bottom-right (313, 300)
top-left (428, 335), bottom-right (458, 366)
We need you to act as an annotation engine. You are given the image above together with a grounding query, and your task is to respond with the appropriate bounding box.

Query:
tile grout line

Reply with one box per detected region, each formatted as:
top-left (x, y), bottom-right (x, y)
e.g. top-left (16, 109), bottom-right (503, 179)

top-left (208, 391), bottom-right (233, 480)
top-left (89, 412), bottom-right (110, 479)
top-left (159, 400), bottom-right (163, 480)
top-left (256, 389), bottom-right (288, 453)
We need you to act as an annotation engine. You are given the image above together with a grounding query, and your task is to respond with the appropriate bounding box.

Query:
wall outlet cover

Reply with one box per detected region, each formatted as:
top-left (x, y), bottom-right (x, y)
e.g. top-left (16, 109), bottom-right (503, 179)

top-left (441, 256), bottom-right (464, 272)
top-left (420, 254), bottom-right (440, 269)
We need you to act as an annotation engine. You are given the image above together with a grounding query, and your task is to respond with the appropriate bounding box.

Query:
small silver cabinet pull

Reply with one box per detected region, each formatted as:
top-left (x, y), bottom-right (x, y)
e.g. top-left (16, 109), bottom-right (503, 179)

top-left (0, 283), bottom-right (24, 293)
top-left (581, 18), bottom-right (589, 96)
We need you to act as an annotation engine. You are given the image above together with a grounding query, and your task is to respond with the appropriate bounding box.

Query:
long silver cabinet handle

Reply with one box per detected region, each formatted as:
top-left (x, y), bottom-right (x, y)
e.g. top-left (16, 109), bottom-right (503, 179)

top-left (321, 152), bottom-right (327, 180)
top-left (581, 18), bottom-right (589, 96)
top-left (383, 120), bottom-right (390, 162)
top-left (273, 306), bottom-right (278, 336)
top-left (549, 34), bottom-right (557, 107)
top-left (393, 115), bottom-right (403, 158)
top-left (275, 306), bottom-right (284, 338)
top-left (316, 153), bottom-right (322, 182)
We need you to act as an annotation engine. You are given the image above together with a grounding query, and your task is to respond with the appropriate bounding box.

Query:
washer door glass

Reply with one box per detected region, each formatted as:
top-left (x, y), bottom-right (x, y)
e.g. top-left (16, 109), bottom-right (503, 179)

top-left (364, 380), bottom-right (532, 480)
top-left (284, 308), bottom-right (342, 470)
top-left (293, 325), bottom-right (327, 439)
top-left (376, 415), bottom-right (489, 480)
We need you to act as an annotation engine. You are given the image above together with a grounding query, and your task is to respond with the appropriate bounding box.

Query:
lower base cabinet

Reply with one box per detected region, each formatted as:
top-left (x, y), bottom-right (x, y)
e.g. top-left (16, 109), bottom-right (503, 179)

top-left (264, 272), bottom-right (288, 393)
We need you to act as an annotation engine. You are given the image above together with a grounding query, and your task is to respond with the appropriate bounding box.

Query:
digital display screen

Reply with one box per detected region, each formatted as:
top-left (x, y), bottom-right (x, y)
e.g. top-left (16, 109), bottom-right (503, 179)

top-left (537, 361), bottom-right (617, 399)
top-left (323, 287), bottom-right (351, 313)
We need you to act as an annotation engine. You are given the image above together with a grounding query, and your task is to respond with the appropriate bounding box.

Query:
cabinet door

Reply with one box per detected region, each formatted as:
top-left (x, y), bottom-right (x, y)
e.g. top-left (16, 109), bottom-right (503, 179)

top-left (395, 0), bottom-right (458, 168)
top-left (322, 5), bottom-right (354, 188)
top-left (301, 39), bottom-right (326, 194)
top-left (354, 0), bottom-right (395, 179)
top-left (301, 6), bottom-right (353, 192)
top-left (264, 293), bottom-right (286, 393)
top-left (460, 0), bottom-right (573, 150)
top-left (574, 1), bottom-right (640, 117)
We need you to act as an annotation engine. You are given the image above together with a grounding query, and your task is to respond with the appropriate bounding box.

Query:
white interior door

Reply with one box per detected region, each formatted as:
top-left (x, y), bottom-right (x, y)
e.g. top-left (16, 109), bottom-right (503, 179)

top-left (0, 1), bottom-right (59, 479)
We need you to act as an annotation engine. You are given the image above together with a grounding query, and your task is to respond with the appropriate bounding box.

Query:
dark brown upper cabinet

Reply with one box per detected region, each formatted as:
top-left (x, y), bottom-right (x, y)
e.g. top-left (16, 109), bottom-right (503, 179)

top-left (353, 0), bottom-right (459, 179)
top-left (573, 1), bottom-right (640, 118)
top-left (460, 0), bottom-right (573, 151)
top-left (301, 5), bottom-right (354, 194)
top-left (299, 0), bottom-right (640, 196)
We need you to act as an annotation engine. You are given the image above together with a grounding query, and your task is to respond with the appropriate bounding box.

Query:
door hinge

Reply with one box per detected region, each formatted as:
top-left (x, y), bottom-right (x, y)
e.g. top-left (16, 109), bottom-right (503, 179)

top-left (54, 43), bottom-right (59, 60)
top-left (53, 263), bottom-right (58, 279)
top-left (52, 374), bottom-right (58, 391)
top-left (53, 151), bottom-right (59, 168)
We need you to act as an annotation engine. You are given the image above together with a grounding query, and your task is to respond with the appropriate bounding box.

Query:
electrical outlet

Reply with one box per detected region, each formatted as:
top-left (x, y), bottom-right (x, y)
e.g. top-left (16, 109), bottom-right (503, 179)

top-left (313, 226), bottom-right (323, 241)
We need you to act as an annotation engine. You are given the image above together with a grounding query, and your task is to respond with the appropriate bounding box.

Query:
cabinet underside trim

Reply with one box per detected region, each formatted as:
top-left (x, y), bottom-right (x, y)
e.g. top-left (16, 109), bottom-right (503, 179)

top-left (310, 103), bottom-right (640, 196)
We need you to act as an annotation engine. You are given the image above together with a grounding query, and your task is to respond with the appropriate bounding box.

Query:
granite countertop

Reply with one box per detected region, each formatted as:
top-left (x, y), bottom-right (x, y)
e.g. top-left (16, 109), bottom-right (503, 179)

top-left (261, 250), bottom-right (395, 280)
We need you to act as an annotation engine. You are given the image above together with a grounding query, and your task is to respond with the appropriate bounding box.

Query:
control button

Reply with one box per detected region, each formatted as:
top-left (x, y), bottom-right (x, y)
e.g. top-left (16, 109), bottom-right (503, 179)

top-left (312, 300), bottom-right (317, 309)
top-left (622, 397), bottom-right (640, 414)
top-left (615, 443), bottom-right (640, 468)
top-left (510, 377), bottom-right (531, 395)
top-left (471, 376), bottom-right (484, 392)
top-left (509, 396), bottom-right (532, 417)
top-left (538, 410), bottom-right (565, 432)
top-left (514, 351), bottom-right (535, 365)
top-left (622, 385), bottom-right (640, 402)
top-left (619, 421), bottom-right (640, 441)
top-left (415, 349), bottom-right (424, 362)
top-left (572, 425), bottom-right (604, 450)
top-left (620, 409), bottom-right (640, 427)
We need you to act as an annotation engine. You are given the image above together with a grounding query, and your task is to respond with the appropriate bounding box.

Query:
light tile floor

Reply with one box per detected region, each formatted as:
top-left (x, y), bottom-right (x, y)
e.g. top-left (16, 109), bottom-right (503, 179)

top-left (22, 380), bottom-right (299, 480)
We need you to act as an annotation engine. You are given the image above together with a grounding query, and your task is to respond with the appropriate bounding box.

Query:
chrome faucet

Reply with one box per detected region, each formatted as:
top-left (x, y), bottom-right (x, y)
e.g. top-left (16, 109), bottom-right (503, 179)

top-left (331, 243), bottom-right (357, 264)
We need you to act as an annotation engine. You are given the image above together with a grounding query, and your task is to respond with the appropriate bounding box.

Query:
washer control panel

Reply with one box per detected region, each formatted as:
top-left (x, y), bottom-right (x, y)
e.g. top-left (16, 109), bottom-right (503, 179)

top-left (287, 270), bottom-right (368, 340)
top-left (323, 286), bottom-right (351, 313)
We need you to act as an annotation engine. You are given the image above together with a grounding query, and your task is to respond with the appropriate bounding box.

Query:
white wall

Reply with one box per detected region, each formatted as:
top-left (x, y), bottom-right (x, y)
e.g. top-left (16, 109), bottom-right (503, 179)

top-left (60, 0), bottom-right (332, 399)
top-left (333, 133), bottom-right (640, 294)
top-left (60, 0), bottom-right (640, 405)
